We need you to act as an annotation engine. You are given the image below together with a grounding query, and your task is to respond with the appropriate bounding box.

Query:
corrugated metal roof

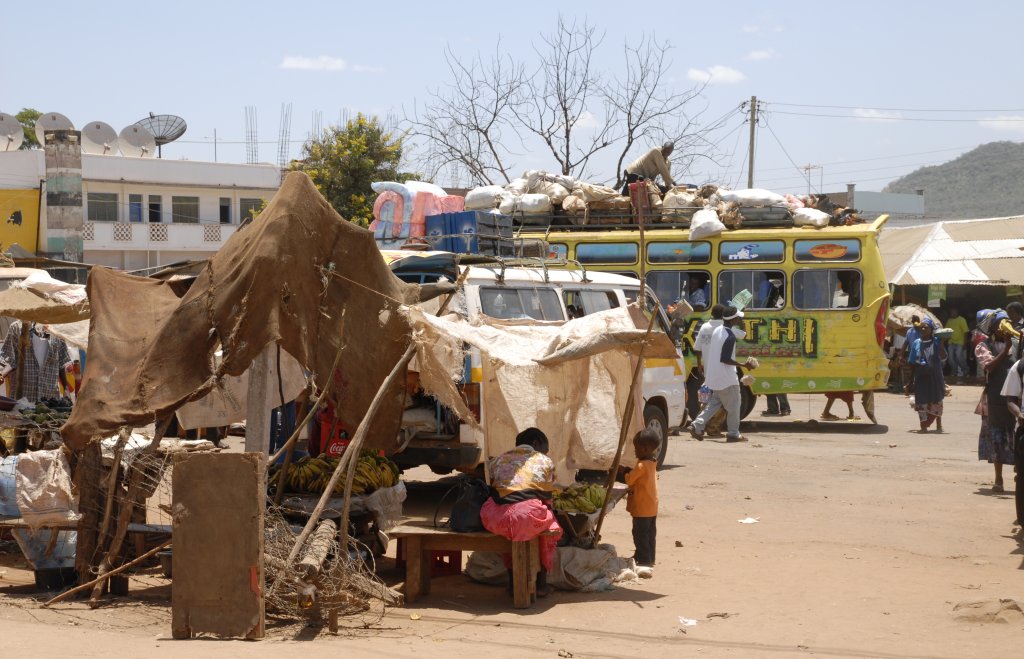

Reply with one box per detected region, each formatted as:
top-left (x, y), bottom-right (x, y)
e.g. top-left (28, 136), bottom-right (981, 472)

top-left (881, 216), bottom-right (1024, 286)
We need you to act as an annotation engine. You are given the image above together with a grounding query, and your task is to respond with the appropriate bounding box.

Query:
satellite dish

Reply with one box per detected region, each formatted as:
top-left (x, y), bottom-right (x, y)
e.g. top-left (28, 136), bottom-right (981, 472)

top-left (0, 113), bottom-right (23, 151)
top-left (134, 113), bottom-right (186, 157)
top-left (119, 124), bottom-right (156, 158)
top-left (82, 121), bottom-right (119, 155)
top-left (34, 112), bottom-right (75, 145)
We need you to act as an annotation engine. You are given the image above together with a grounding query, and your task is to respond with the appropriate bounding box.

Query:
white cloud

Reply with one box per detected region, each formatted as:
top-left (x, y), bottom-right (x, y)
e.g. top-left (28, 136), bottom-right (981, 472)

top-left (745, 49), bottom-right (775, 61)
top-left (574, 111), bottom-right (600, 129)
top-left (978, 115), bottom-right (1024, 133)
top-left (687, 65), bottom-right (746, 85)
top-left (853, 108), bottom-right (903, 122)
top-left (280, 55), bottom-right (347, 71)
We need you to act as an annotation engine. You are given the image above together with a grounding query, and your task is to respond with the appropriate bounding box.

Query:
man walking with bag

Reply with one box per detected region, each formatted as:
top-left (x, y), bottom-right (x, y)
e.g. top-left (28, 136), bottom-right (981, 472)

top-left (688, 305), bottom-right (756, 442)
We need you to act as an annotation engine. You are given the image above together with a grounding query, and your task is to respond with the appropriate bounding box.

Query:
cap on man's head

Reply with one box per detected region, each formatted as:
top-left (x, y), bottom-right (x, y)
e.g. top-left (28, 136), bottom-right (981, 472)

top-left (723, 306), bottom-right (744, 321)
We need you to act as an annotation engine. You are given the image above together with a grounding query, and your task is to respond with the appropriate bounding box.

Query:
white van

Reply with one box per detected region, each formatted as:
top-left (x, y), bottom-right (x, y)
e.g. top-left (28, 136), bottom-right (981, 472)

top-left (382, 250), bottom-right (687, 471)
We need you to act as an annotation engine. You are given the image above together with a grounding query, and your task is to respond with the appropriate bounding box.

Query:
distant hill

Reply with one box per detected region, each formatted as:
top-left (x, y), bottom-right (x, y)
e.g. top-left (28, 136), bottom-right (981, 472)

top-left (883, 141), bottom-right (1024, 219)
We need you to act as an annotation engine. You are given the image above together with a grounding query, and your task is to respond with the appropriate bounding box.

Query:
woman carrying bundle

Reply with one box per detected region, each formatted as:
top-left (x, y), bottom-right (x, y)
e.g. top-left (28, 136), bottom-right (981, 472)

top-left (907, 318), bottom-right (946, 432)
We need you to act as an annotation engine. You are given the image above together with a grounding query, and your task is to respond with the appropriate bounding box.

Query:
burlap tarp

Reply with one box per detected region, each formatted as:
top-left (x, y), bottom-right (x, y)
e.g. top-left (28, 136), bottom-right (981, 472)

top-left (404, 304), bottom-right (679, 476)
top-left (63, 172), bottom-right (434, 451)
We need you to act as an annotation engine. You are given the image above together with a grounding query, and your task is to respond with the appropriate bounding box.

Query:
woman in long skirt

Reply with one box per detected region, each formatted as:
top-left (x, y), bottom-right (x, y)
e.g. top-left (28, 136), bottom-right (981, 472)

top-left (908, 319), bottom-right (946, 432)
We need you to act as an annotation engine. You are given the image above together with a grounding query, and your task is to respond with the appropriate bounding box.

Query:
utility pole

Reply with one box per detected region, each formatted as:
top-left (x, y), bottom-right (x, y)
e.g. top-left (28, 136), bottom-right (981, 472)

top-left (801, 164), bottom-right (821, 196)
top-left (747, 96), bottom-right (757, 188)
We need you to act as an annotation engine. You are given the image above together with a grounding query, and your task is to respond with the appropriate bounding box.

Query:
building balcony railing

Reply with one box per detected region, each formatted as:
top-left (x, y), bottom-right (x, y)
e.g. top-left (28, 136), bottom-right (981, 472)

top-left (83, 222), bottom-right (239, 251)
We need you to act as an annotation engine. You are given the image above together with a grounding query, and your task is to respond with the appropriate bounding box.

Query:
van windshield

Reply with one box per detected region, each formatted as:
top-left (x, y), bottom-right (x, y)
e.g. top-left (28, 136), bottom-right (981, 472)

top-left (480, 287), bottom-right (563, 320)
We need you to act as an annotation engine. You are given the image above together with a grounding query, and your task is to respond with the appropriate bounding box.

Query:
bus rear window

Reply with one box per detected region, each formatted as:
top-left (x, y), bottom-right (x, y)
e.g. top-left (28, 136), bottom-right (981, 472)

top-left (793, 270), bottom-right (862, 310)
top-left (794, 239), bottom-right (861, 263)
top-left (480, 287), bottom-right (563, 320)
top-left (647, 241), bottom-right (711, 264)
top-left (577, 242), bottom-right (638, 265)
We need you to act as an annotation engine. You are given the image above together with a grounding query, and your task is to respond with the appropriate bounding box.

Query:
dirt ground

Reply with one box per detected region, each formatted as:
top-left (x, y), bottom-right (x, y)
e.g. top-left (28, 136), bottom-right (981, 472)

top-left (1, 385), bottom-right (1021, 657)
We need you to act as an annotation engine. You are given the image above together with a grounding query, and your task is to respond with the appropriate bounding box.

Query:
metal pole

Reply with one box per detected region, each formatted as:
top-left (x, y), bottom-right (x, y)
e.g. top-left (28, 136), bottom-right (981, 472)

top-left (747, 96), bottom-right (757, 188)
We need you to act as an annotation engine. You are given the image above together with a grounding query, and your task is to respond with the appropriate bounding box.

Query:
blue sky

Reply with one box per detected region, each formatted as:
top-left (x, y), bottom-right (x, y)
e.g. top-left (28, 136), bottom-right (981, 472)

top-left (3, 0), bottom-right (1023, 193)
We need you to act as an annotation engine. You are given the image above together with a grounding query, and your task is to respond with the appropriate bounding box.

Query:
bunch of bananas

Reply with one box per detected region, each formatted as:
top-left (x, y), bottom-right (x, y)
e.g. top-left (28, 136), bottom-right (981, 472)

top-left (273, 451), bottom-right (401, 495)
top-left (552, 483), bottom-right (607, 514)
top-left (350, 450), bottom-right (400, 495)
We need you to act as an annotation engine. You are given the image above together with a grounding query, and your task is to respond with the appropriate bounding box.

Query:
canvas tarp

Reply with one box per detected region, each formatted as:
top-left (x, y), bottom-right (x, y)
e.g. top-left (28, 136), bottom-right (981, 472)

top-left (63, 172), bottom-right (436, 451)
top-left (404, 304), bottom-right (679, 478)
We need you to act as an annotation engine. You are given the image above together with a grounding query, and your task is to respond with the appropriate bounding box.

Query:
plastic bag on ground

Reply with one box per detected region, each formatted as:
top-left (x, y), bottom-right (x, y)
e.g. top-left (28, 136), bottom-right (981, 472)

top-left (793, 207), bottom-right (830, 228)
top-left (363, 481), bottom-right (407, 532)
top-left (718, 188), bottom-right (787, 206)
top-left (690, 207), bottom-right (726, 239)
top-left (465, 185), bottom-right (507, 210)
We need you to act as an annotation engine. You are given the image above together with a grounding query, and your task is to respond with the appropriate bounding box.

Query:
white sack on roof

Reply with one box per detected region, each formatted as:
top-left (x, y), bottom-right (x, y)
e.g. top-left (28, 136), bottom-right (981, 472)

top-left (517, 193), bottom-right (553, 215)
top-left (793, 207), bottom-right (830, 228)
top-left (505, 178), bottom-right (529, 195)
top-left (574, 182), bottom-right (620, 203)
top-left (690, 207), bottom-right (725, 239)
top-left (718, 188), bottom-right (787, 206)
top-left (464, 185), bottom-right (507, 210)
top-left (402, 304), bottom-right (677, 476)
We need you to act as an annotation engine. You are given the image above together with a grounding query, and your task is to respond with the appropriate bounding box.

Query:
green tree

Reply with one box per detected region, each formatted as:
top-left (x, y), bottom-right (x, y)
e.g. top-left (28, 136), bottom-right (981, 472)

top-left (293, 113), bottom-right (413, 226)
top-left (16, 108), bottom-right (41, 150)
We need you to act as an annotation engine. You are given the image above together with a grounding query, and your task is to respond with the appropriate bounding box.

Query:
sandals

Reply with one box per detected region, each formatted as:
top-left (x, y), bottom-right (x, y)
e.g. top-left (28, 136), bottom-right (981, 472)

top-left (993, 481), bottom-right (1005, 493)
top-left (820, 413), bottom-right (840, 420)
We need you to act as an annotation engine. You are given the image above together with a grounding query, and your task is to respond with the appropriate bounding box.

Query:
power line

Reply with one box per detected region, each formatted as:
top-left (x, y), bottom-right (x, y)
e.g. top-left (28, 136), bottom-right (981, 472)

top-left (754, 145), bottom-right (976, 173)
top-left (761, 117), bottom-right (813, 191)
top-left (766, 101), bottom-right (1024, 113)
top-left (768, 110), bottom-right (1024, 123)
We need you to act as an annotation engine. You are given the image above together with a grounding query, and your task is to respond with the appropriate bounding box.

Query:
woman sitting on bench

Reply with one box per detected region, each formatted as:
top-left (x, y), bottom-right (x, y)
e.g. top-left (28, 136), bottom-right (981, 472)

top-left (480, 428), bottom-right (563, 597)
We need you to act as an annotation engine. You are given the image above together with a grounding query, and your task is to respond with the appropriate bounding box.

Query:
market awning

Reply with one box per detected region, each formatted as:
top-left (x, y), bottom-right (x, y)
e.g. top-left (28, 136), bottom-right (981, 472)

top-left (880, 216), bottom-right (1024, 286)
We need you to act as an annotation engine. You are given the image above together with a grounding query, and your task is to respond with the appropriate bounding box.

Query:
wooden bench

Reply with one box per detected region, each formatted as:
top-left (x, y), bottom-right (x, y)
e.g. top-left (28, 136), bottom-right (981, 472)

top-left (389, 524), bottom-right (554, 609)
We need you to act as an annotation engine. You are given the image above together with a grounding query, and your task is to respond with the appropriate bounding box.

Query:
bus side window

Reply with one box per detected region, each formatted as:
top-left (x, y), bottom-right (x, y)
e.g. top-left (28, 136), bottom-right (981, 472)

top-left (646, 270), bottom-right (710, 311)
top-left (793, 270), bottom-right (863, 310)
top-left (719, 270), bottom-right (786, 310)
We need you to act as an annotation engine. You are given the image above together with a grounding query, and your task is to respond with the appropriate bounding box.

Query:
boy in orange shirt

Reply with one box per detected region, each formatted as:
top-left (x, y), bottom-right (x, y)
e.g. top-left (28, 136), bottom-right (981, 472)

top-left (623, 428), bottom-right (660, 577)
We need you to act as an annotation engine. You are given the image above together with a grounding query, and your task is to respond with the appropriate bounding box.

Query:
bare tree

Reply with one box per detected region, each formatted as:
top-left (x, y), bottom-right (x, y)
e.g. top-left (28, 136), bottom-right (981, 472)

top-left (516, 16), bottom-right (615, 178)
top-left (405, 16), bottom-right (714, 187)
top-left (605, 35), bottom-right (708, 188)
top-left (405, 46), bottom-right (525, 186)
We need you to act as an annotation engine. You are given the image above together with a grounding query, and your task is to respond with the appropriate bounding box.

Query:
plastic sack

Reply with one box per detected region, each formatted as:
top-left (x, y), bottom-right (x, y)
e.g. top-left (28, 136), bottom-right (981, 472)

top-left (690, 207), bottom-right (726, 239)
top-left (363, 481), bottom-right (407, 532)
top-left (793, 207), bottom-right (830, 228)
top-left (465, 551), bottom-right (508, 585)
top-left (574, 182), bottom-right (620, 203)
top-left (698, 385), bottom-right (712, 405)
top-left (783, 193), bottom-right (805, 210)
top-left (517, 193), bottom-right (553, 214)
top-left (534, 181), bottom-right (570, 205)
top-left (718, 188), bottom-right (787, 206)
top-left (663, 187), bottom-right (699, 210)
top-left (465, 185), bottom-right (507, 210)
top-left (403, 180), bottom-right (447, 197)
top-left (498, 193), bottom-right (518, 216)
top-left (562, 195), bottom-right (587, 216)
top-left (506, 178), bottom-right (529, 195)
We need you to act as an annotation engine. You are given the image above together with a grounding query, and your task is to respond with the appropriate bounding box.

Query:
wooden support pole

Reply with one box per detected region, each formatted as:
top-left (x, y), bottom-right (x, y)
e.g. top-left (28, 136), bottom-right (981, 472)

top-left (297, 518), bottom-right (336, 580)
top-left (244, 344), bottom-right (276, 454)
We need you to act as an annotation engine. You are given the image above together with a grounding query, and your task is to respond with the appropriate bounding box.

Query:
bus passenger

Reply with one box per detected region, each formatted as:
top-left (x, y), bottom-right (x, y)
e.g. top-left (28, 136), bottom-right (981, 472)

top-left (684, 274), bottom-right (709, 311)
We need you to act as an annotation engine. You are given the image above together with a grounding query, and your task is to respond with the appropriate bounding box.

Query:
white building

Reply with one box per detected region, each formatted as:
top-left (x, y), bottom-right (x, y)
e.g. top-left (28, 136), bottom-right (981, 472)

top-left (0, 149), bottom-right (280, 270)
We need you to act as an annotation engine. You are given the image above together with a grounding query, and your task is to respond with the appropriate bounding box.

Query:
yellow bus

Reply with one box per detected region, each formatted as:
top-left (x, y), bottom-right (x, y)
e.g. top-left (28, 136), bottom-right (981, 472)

top-left (521, 215), bottom-right (891, 419)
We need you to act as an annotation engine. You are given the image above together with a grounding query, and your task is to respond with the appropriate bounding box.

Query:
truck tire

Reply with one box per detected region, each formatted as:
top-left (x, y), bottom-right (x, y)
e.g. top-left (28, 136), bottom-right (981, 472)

top-left (644, 404), bottom-right (670, 469)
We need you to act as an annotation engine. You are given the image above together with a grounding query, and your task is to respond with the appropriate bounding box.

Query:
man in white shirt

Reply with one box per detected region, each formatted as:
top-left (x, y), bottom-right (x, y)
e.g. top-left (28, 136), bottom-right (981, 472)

top-left (688, 305), bottom-right (755, 442)
top-left (692, 304), bottom-right (725, 372)
top-left (999, 359), bottom-right (1024, 526)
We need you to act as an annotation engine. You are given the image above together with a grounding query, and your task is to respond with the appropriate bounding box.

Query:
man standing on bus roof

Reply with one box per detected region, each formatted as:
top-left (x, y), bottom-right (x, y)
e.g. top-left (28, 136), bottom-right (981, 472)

top-left (688, 305), bottom-right (756, 443)
top-left (621, 141), bottom-right (676, 195)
